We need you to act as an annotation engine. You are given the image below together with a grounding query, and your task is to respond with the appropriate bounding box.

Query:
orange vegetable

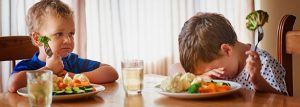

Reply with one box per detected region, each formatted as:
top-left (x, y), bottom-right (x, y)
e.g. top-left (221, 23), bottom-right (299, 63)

top-left (216, 85), bottom-right (231, 92)
top-left (199, 83), bottom-right (216, 93)
top-left (58, 82), bottom-right (67, 89)
top-left (73, 79), bottom-right (81, 84)
top-left (198, 82), bottom-right (231, 93)
top-left (73, 83), bottom-right (83, 87)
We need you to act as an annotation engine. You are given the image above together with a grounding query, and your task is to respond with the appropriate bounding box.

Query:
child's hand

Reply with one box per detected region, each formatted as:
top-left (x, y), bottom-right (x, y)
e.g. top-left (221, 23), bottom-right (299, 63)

top-left (200, 68), bottom-right (226, 79)
top-left (45, 53), bottom-right (64, 75)
top-left (56, 70), bottom-right (74, 78)
top-left (57, 70), bottom-right (67, 77)
top-left (245, 50), bottom-right (265, 90)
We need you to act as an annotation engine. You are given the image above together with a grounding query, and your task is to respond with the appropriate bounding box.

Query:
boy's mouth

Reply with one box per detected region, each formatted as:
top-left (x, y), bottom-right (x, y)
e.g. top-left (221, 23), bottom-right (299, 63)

top-left (62, 47), bottom-right (71, 49)
top-left (61, 47), bottom-right (72, 52)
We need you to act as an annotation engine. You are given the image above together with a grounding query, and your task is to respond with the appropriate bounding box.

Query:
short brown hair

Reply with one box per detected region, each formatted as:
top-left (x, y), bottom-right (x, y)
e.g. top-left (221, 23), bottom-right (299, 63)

top-left (178, 12), bottom-right (237, 73)
top-left (26, 0), bottom-right (73, 34)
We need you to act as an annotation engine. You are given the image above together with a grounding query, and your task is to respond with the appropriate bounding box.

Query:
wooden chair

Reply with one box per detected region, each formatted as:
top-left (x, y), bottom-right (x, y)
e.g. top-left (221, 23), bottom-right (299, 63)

top-left (277, 15), bottom-right (298, 96)
top-left (0, 36), bottom-right (38, 69)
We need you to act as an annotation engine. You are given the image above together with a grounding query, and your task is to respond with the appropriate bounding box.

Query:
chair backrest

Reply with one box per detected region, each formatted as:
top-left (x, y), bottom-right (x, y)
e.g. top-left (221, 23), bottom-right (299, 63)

top-left (0, 36), bottom-right (38, 68)
top-left (277, 15), bottom-right (298, 96)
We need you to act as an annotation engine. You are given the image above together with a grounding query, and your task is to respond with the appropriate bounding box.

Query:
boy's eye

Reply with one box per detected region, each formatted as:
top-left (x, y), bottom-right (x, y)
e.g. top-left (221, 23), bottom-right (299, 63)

top-left (54, 32), bottom-right (63, 37)
top-left (68, 32), bottom-right (75, 37)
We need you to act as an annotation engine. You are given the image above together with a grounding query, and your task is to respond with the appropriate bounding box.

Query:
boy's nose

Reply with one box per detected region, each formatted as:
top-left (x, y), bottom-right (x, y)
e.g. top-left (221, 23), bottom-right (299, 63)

top-left (63, 35), bottom-right (72, 43)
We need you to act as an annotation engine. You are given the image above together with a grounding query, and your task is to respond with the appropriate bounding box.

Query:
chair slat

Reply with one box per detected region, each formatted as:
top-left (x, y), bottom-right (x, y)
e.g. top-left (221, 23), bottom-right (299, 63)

top-left (0, 36), bottom-right (38, 68)
top-left (277, 15), bottom-right (296, 96)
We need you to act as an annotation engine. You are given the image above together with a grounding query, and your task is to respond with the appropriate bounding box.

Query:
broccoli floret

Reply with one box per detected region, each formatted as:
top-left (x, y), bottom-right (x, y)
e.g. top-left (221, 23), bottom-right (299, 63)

top-left (38, 35), bottom-right (51, 46)
top-left (246, 10), bottom-right (269, 31)
top-left (38, 35), bottom-right (53, 56)
top-left (187, 83), bottom-right (200, 93)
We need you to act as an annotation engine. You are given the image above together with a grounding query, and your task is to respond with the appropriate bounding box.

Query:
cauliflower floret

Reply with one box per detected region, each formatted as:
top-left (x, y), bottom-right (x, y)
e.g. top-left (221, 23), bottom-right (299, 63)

top-left (52, 74), bottom-right (63, 91)
top-left (63, 73), bottom-right (72, 85)
top-left (160, 72), bottom-right (196, 93)
top-left (191, 76), bottom-right (211, 85)
top-left (160, 73), bottom-right (183, 92)
top-left (73, 74), bottom-right (90, 84)
top-left (180, 73), bottom-right (196, 90)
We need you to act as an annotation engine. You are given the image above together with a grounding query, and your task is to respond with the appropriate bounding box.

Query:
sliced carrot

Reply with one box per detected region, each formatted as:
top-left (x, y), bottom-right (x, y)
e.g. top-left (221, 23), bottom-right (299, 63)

top-left (58, 82), bottom-right (68, 89)
top-left (69, 82), bottom-right (74, 87)
top-left (92, 87), bottom-right (96, 91)
top-left (73, 83), bottom-right (83, 87)
top-left (216, 86), bottom-right (231, 92)
top-left (73, 79), bottom-right (81, 84)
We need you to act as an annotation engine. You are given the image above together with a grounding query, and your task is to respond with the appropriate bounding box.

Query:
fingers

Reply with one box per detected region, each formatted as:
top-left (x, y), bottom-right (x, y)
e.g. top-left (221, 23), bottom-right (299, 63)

top-left (203, 68), bottom-right (226, 79)
top-left (245, 51), bottom-right (262, 84)
top-left (246, 51), bottom-right (261, 66)
top-left (50, 52), bottom-right (61, 59)
top-left (245, 50), bottom-right (260, 60)
top-left (57, 70), bottom-right (67, 77)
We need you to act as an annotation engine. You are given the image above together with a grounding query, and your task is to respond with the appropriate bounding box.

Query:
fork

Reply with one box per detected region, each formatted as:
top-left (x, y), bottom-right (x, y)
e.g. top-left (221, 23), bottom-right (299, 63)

top-left (246, 26), bottom-right (264, 81)
top-left (254, 26), bottom-right (264, 51)
top-left (44, 45), bottom-right (53, 57)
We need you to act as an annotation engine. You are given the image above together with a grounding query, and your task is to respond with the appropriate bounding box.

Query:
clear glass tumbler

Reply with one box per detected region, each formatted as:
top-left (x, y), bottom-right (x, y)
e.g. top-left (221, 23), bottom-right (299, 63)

top-left (27, 70), bottom-right (53, 107)
top-left (121, 60), bottom-right (144, 95)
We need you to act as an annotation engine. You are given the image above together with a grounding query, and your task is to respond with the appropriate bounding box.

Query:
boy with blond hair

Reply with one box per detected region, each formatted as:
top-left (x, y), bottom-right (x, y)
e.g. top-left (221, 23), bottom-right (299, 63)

top-left (8, 0), bottom-right (118, 92)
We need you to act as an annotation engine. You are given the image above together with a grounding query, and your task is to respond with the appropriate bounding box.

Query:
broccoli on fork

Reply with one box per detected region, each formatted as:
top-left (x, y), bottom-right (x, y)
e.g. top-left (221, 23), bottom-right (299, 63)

top-left (246, 10), bottom-right (269, 31)
top-left (38, 35), bottom-right (53, 57)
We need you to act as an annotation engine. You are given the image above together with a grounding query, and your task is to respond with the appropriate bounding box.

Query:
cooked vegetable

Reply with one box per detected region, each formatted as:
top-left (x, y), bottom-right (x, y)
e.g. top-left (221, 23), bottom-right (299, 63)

top-left (187, 81), bottom-right (231, 94)
top-left (187, 83), bottom-right (200, 93)
top-left (160, 72), bottom-right (196, 93)
top-left (246, 10), bottom-right (269, 31)
top-left (38, 35), bottom-right (53, 56)
top-left (38, 36), bottom-right (50, 46)
top-left (52, 74), bottom-right (95, 95)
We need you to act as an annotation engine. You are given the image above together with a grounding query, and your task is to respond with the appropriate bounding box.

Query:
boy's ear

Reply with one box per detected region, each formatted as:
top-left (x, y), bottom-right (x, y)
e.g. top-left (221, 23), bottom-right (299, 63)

top-left (31, 32), bottom-right (42, 46)
top-left (220, 44), bottom-right (233, 56)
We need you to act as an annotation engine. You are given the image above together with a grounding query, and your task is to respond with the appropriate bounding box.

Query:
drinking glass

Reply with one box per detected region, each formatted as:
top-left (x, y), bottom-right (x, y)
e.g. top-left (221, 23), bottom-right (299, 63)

top-left (27, 70), bottom-right (53, 107)
top-left (121, 60), bottom-right (144, 94)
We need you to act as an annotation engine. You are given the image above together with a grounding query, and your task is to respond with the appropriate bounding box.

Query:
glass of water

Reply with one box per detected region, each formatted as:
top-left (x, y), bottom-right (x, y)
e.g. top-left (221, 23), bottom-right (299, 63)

top-left (121, 60), bottom-right (144, 95)
top-left (27, 70), bottom-right (53, 107)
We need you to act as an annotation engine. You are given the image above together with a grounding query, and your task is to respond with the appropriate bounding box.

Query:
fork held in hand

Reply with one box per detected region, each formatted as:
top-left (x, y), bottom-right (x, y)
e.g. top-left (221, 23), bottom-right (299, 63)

top-left (247, 26), bottom-right (264, 81)
top-left (45, 45), bottom-right (53, 57)
top-left (254, 26), bottom-right (264, 51)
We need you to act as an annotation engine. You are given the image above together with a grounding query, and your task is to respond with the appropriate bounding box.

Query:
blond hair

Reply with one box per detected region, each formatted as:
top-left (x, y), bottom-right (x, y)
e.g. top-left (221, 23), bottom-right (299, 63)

top-left (26, 0), bottom-right (73, 34)
top-left (178, 12), bottom-right (237, 73)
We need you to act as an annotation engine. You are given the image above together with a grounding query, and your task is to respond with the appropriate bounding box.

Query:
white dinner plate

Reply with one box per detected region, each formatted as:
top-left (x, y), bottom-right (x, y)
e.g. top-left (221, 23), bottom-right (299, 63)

top-left (17, 84), bottom-right (105, 101)
top-left (155, 80), bottom-right (242, 99)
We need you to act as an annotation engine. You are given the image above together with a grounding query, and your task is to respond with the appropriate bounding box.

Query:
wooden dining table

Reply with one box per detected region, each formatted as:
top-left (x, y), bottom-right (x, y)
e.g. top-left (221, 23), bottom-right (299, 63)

top-left (1, 74), bottom-right (300, 107)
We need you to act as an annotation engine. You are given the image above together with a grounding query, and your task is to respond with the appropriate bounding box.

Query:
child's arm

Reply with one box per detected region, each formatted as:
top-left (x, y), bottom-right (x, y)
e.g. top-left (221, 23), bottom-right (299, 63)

top-left (8, 67), bottom-right (49, 92)
top-left (8, 71), bottom-right (27, 92)
top-left (196, 68), bottom-right (226, 80)
top-left (168, 63), bottom-right (186, 76)
top-left (245, 51), bottom-right (282, 94)
top-left (81, 64), bottom-right (118, 84)
top-left (8, 53), bottom-right (65, 92)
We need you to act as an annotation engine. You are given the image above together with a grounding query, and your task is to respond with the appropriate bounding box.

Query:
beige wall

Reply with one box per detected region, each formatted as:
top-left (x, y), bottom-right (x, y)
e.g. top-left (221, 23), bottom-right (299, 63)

top-left (258, 0), bottom-right (300, 96)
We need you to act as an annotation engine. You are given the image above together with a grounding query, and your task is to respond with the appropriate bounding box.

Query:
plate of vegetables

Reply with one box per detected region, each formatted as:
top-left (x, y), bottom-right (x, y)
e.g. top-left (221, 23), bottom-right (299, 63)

top-left (17, 73), bottom-right (105, 100)
top-left (156, 73), bottom-right (242, 99)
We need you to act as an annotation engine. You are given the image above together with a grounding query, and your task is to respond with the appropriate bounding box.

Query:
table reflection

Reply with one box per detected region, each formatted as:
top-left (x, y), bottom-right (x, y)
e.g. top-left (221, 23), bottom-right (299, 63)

top-left (124, 94), bottom-right (144, 107)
